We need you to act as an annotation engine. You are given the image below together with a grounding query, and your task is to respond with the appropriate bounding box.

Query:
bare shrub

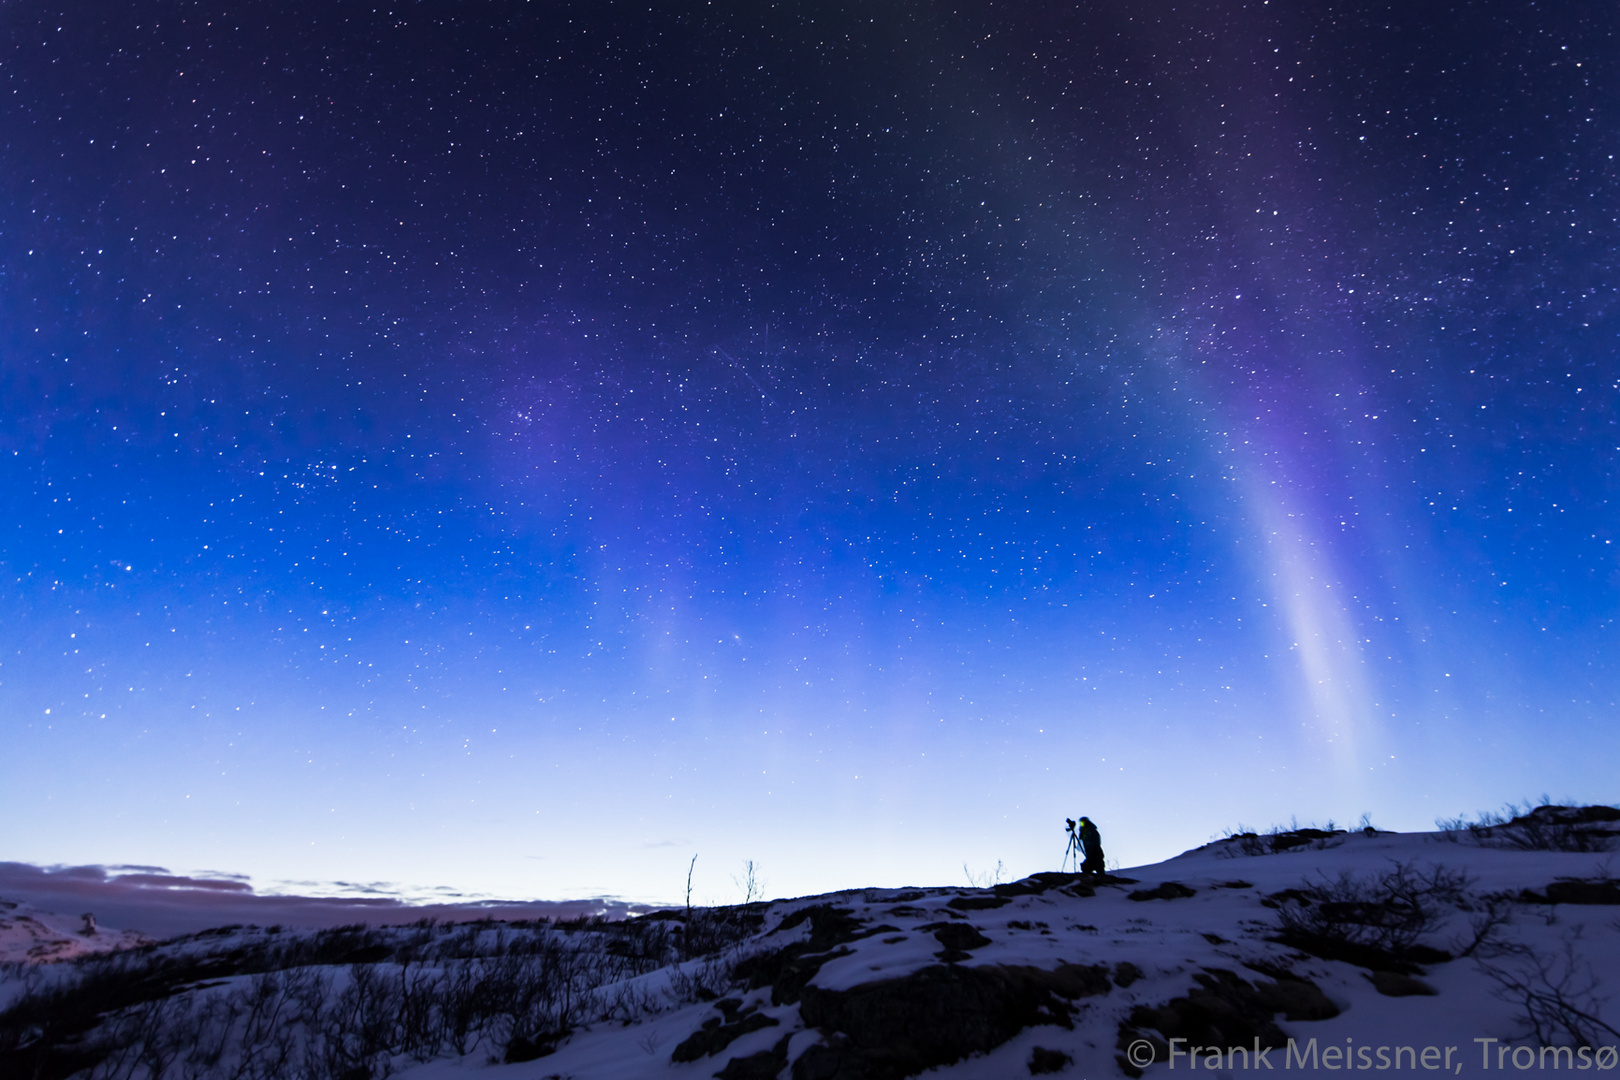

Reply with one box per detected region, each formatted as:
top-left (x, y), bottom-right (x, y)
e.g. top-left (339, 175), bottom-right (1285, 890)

top-left (1454, 896), bottom-right (1516, 959)
top-left (666, 953), bottom-right (736, 1005)
top-left (678, 906), bottom-right (761, 962)
top-left (961, 860), bottom-right (1006, 888)
top-left (1434, 815), bottom-right (1471, 843)
top-left (1217, 821), bottom-right (1348, 858)
top-left (1478, 938), bottom-right (1620, 1049)
top-left (734, 860), bottom-right (765, 904)
top-left (599, 979), bottom-right (666, 1026)
top-left (0, 913), bottom-right (687, 1080)
top-left (1271, 862), bottom-right (1470, 966)
top-left (1436, 802), bottom-right (1620, 853)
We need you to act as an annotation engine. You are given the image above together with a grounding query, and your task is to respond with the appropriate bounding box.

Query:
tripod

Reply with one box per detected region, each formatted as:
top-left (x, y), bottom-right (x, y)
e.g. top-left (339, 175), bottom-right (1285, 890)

top-left (1062, 818), bottom-right (1085, 874)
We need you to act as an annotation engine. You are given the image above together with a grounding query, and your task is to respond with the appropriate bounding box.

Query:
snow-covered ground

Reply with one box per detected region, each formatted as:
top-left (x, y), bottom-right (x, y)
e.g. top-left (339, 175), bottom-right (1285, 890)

top-left (448, 821), bottom-right (1620, 1080)
top-left (0, 899), bottom-right (154, 965)
top-left (5, 811), bottom-right (1618, 1079)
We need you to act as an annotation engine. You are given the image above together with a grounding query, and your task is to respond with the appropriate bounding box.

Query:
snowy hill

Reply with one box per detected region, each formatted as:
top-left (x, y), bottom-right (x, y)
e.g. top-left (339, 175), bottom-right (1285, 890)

top-left (3, 807), bottom-right (1618, 1079)
top-left (0, 900), bottom-right (154, 966)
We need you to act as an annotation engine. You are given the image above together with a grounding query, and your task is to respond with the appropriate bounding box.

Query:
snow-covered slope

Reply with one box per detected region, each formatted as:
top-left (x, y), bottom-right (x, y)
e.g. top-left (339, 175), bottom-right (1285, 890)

top-left (4, 812), bottom-right (1618, 1080)
top-left (446, 822), bottom-right (1620, 1080)
top-left (0, 899), bottom-right (154, 965)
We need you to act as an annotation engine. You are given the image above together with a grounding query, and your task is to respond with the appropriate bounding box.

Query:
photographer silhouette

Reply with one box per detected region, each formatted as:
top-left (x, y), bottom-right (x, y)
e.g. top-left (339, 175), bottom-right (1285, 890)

top-left (1063, 816), bottom-right (1106, 874)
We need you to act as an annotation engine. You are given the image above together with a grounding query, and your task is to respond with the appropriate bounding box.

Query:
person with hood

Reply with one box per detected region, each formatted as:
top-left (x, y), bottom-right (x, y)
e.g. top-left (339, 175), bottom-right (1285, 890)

top-left (1078, 816), bottom-right (1105, 874)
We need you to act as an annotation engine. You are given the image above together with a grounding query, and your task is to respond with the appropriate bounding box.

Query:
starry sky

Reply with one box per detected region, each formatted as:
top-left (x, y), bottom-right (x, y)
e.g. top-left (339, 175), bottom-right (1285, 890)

top-left (2, 1), bottom-right (1615, 909)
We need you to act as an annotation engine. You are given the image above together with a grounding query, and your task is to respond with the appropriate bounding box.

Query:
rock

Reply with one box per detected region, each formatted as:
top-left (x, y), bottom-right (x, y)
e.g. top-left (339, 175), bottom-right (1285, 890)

top-left (1544, 879), bottom-right (1620, 905)
top-left (778, 950), bottom-right (855, 1003)
top-left (715, 1034), bottom-right (794, 1080)
top-left (794, 962), bottom-right (1111, 1080)
top-left (1255, 977), bottom-right (1340, 1020)
top-left (946, 895), bottom-right (1010, 911)
top-left (992, 881), bottom-right (1044, 898)
top-left (733, 905), bottom-right (888, 1005)
top-left (1368, 971), bottom-right (1438, 997)
top-left (932, 923), bottom-right (992, 962)
top-left (1267, 827), bottom-right (1347, 852)
top-left (1028, 1046), bottom-right (1072, 1074)
top-left (1122, 967), bottom-right (1337, 1055)
top-left (1128, 882), bottom-right (1197, 901)
top-left (1483, 805), bottom-right (1620, 851)
top-left (790, 1034), bottom-right (856, 1080)
top-left (993, 872), bottom-right (1108, 898)
top-left (1126, 968), bottom-right (1286, 1051)
top-left (1236, 962), bottom-right (1339, 1018)
top-left (505, 1028), bottom-right (568, 1063)
top-left (777, 905), bottom-right (869, 952)
top-left (1271, 928), bottom-right (1450, 974)
top-left (671, 1012), bottom-right (781, 1062)
top-left (1113, 961), bottom-right (1144, 988)
top-left (1513, 804), bottom-right (1620, 826)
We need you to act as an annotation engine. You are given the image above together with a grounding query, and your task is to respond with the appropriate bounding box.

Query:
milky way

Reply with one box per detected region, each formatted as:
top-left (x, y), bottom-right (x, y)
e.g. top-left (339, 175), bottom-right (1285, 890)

top-left (2, 1), bottom-right (1615, 904)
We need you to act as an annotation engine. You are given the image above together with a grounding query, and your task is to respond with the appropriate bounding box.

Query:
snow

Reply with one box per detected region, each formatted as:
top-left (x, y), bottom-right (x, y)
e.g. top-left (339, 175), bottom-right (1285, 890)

top-left (6, 823), bottom-right (1618, 1078)
top-left (0, 898), bottom-right (154, 965)
top-left (465, 827), bottom-right (1620, 1079)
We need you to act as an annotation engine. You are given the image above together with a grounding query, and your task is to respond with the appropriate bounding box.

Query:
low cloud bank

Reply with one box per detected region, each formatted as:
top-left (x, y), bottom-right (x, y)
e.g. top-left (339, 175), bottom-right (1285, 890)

top-left (0, 862), bottom-right (659, 939)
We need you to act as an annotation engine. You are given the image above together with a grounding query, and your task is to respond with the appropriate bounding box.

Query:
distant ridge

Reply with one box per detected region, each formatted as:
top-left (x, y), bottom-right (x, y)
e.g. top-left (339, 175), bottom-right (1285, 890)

top-left (0, 861), bottom-right (654, 940)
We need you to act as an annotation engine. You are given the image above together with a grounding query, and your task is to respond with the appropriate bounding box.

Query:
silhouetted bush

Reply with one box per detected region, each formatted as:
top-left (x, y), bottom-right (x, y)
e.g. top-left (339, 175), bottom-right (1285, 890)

top-left (1217, 820), bottom-right (1347, 857)
top-left (1436, 802), bottom-right (1620, 853)
top-left (1269, 861), bottom-right (1468, 971)
top-left (0, 915), bottom-right (686, 1080)
top-left (1477, 938), bottom-right (1620, 1050)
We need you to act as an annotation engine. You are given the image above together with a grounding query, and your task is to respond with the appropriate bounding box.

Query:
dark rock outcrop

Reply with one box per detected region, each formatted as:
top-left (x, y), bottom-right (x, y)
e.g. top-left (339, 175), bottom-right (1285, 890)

top-left (946, 895), bottom-right (1010, 911)
top-left (776, 905), bottom-right (869, 952)
top-left (714, 1034), bottom-right (795, 1079)
top-left (1028, 1046), bottom-right (1073, 1074)
top-left (1119, 967), bottom-right (1339, 1064)
top-left (1526, 879), bottom-right (1620, 905)
top-left (930, 923), bottom-right (992, 961)
top-left (671, 1012), bottom-right (780, 1063)
top-left (732, 906), bottom-right (897, 1005)
top-left (1271, 932), bottom-right (1450, 974)
top-left (1128, 882), bottom-right (1197, 902)
top-left (1368, 971), bottom-right (1437, 997)
top-left (792, 962), bottom-right (1111, 1080)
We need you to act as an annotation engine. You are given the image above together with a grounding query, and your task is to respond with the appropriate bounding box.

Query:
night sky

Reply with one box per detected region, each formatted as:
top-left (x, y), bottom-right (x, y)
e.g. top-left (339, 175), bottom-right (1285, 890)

top-left (3, 1), bottom-right (1616, 908)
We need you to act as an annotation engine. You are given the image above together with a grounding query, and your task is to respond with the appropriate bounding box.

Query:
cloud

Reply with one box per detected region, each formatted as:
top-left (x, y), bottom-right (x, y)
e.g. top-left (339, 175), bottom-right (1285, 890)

top-left (322, 881), bottom-right (403, 896)
top-left (106, 873), bottom-right (255, 893)
top-left (0, 862), bottom-right (660, 939)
